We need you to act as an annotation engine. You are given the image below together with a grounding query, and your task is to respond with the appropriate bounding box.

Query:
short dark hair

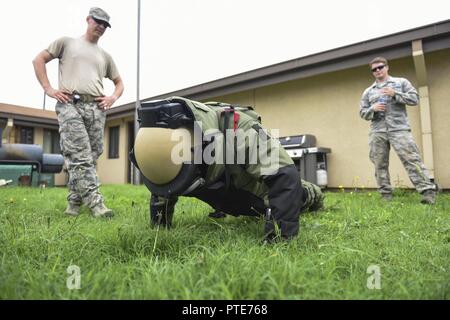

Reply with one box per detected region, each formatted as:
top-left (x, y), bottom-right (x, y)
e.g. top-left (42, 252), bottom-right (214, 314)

top-left (369, 57), bottom-right (388, 67)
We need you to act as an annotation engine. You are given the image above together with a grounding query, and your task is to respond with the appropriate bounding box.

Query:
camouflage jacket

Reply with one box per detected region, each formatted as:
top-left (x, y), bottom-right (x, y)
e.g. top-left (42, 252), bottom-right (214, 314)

top-left (359, 76), bottom-right (419, 133)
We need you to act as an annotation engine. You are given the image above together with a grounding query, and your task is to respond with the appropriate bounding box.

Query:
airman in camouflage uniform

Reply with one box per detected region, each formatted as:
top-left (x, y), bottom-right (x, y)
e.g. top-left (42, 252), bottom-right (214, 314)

top-left (360, 57), bottom-right (436, 204)
top-left (55, 101), bottom-right (106, 212)
top-left (33, 7), bottom-right (124, 216)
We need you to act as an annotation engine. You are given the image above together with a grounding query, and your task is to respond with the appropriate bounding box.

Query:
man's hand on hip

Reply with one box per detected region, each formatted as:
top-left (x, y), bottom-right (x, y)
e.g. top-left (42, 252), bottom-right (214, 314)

top-left (95, 96), bottom-right (117, 111)
top-left (45, 87), bottom-right (71, 103)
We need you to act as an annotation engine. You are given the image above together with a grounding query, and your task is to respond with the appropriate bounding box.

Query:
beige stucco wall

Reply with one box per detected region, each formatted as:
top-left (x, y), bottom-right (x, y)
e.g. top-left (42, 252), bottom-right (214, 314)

top-left (97, 117), bottom-right (134, 184)
top-left (426, 49), bottom-right (450, 188)
top-left (208, 50), bottom-right (449, 189)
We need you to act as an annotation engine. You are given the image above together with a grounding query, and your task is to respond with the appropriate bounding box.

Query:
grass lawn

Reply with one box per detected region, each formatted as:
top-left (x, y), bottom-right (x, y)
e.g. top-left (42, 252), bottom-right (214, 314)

top-left (0, 185), bottom-right (449, 299)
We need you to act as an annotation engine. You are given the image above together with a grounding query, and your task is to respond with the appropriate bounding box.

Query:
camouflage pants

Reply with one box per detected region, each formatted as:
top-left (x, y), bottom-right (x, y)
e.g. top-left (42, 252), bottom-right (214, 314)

top-left (369, 130), bottom-right (435, 194)
top-left (300, 179), bottom-right (325, 212)
top-left (55, 102), bottom-right (106, 208)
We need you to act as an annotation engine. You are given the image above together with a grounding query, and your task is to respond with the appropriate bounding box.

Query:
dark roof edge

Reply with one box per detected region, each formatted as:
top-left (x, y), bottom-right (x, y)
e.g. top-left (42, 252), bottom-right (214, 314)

top-left (110, 19), bottom-right (450, 114)
top-left (0, 113), bottom-right (58, 127)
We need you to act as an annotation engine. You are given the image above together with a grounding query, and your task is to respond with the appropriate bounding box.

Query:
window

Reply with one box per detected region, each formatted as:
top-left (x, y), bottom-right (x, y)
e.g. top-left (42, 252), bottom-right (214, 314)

top-left (18, 126), bottom-right (34, 144)
top-left (108, 126), bottom-right (120, 159)
top-left (43, 129), bottom-right (61, 154)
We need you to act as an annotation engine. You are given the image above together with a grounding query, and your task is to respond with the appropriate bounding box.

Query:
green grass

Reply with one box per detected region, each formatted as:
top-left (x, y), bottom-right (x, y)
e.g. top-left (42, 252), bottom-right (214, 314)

top-left (0, 185), bottom-right (449, 299)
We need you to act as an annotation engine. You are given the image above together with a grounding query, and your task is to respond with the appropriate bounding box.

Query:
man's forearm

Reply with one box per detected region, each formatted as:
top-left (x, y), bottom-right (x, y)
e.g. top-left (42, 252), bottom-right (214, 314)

top-left (394, 79), bottom-right (419, 106)
top-left (111, 78), bottom-right (124, 100)
top-left (394, 90), bottom-right (419, 106)
top-left (32, 54), bottom-right (52, 92)
top-left (360, 106), bottom-right (375, 120)
top-left (96, 77), bottom-right (124, 110)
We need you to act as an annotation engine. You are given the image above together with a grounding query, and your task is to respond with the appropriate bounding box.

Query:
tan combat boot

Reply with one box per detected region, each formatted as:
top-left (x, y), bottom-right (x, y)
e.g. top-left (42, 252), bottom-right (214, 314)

top-left (64, 203), bottom-right (81, 216)
top-left (91, 203), bottom-right (114, 218)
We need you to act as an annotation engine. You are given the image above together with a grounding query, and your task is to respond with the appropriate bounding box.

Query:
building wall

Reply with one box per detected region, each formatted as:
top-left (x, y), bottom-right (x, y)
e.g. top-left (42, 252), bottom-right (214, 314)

top-left (426, 49), bottom-right (450, 188)
top-left (97, 116), bottom-right (134, 184)
top-left (208, 49), bottom-right (450, 189)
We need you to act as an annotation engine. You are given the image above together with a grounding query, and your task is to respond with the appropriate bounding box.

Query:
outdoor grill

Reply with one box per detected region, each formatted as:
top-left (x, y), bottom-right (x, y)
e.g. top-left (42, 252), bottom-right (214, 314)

top-left (279, 134), bottom-right (331, 187)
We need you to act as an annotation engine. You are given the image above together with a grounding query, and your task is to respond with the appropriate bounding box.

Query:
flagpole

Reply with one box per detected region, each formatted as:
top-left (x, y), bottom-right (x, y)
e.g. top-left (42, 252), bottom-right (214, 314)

top-left (133, 0), bottom-right (141, 185)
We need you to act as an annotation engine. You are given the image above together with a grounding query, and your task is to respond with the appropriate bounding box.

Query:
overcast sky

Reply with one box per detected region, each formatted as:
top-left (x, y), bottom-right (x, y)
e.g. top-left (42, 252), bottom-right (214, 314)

top-left (1, 0), bottom-right (449, 110)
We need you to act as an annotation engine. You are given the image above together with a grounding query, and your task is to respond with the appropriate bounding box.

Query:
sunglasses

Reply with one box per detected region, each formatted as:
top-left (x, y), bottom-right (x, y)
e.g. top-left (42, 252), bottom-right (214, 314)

top-left (93, 17), bottom-right (109, 28)
top-left (371, 65), bottom-right (386, 72)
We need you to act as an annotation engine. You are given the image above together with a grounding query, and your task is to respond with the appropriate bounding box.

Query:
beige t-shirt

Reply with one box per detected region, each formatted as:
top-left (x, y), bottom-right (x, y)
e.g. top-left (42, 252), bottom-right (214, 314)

top-left (46, 36), bottom-right (120, 96)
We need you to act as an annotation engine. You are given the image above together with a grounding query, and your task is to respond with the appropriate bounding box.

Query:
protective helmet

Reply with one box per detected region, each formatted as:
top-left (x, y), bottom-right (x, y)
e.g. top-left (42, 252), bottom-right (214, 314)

top-left (130, 99), bottom-right (205, 197)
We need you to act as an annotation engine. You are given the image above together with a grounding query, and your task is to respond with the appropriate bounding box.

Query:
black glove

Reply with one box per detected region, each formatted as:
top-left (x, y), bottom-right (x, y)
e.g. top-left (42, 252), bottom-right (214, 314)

top-left (263, 164), bottom-right (302, 241)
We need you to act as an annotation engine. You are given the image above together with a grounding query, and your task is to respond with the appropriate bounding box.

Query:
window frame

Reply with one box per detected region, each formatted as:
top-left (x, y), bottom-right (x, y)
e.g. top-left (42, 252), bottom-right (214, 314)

top-left (108, 125), bottom-right (120, 159)
top-left (43, 129), bottom-right (61, 154)
top-left (18, 126), bottom-right (34, 144)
